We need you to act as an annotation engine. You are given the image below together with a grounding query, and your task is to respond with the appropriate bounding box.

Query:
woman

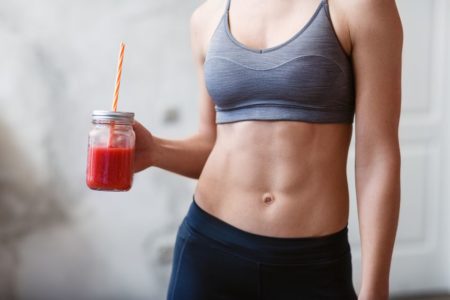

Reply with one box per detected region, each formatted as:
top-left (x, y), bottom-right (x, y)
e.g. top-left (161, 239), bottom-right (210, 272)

top-left (134, 0), bottom-right (403, 298)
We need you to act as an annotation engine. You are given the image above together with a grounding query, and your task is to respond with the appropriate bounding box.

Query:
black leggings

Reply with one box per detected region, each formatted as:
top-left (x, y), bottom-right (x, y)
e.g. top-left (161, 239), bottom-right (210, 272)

top-left (167, 196), bottom-right (357, 300)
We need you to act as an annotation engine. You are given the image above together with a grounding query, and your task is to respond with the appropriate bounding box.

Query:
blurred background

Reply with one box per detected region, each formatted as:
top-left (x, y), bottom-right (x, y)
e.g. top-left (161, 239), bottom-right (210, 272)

top-left (0, 0), bottom-right (448, 299)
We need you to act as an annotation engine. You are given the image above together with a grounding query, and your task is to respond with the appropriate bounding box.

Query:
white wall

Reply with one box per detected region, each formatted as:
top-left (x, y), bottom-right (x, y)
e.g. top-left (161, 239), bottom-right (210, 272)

top-left (444, 5), bottom-right (450, 291)
top-left (0, 0), bottom-right (448, 299)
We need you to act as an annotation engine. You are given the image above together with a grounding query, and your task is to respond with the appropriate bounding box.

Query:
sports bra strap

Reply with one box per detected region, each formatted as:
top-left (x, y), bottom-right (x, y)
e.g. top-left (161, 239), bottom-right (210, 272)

top-left (225, 0), bottom-right (231, 13)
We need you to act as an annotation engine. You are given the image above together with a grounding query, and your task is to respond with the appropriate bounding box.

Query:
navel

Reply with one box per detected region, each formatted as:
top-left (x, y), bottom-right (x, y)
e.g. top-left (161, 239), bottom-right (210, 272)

top-left (262, 192), bottom-right (275, 205)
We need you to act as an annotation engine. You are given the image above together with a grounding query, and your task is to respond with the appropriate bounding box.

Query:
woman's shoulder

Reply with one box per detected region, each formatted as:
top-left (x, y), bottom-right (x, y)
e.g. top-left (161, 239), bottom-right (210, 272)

top-left (337, 0), bottom-right (402, 35)
top-left (190, 0), bottom-right (228, 62)
top-left (191, 0), bottom-right (226, 28)
top-left (331, 0), bottom-right (402, 56)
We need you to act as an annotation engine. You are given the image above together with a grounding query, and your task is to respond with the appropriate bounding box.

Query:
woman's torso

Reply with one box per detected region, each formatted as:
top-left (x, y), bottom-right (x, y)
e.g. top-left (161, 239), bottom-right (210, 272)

top-left (194, 0), bottom-right (354, 238)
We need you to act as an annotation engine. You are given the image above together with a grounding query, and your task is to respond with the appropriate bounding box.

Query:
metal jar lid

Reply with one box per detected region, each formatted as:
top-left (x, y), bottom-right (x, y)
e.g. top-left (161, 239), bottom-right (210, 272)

top-left (91, 110), bottom-right (134, 123)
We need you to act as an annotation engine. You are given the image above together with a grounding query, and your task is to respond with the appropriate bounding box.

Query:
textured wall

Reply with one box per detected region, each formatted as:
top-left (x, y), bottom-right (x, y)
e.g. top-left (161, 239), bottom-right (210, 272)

top-left (0, 0), bottom-right (199, 299)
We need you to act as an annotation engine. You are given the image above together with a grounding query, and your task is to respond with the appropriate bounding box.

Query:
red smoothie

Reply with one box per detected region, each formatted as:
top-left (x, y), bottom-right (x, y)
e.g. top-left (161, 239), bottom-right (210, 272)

top-left (86, 146), bottom-right (135, 191)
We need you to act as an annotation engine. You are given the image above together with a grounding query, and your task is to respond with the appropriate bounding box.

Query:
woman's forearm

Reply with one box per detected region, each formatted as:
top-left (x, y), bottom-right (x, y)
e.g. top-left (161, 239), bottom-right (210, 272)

top-left (150, 134), bottom-right (215, 180)
top-left (356, 152), bottom-right (401, 299)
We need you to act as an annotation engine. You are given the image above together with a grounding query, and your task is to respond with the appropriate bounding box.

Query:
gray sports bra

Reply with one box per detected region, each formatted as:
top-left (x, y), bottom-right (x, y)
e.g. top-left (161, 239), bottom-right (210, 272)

top-left (204, 0), bottom-right (355, 124)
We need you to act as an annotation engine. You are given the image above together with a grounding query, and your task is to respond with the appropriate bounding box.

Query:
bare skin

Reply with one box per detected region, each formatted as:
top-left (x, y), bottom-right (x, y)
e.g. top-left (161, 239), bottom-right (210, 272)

top-left (192, 0), bottom-right (354, 238)
top-left (133, 0), bottom-right (402, 299)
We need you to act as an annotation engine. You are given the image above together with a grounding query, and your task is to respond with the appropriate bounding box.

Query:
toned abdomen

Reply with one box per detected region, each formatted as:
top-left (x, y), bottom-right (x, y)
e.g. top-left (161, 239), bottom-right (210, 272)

top-left (194, 120), bottom-right (353, 238)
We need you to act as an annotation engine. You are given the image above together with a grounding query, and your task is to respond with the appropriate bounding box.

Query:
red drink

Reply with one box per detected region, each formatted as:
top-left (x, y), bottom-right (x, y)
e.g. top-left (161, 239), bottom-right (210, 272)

top-left (86, 111), bottom-right (135, 191)
top-left (86, 146), bottom-right (135, 191)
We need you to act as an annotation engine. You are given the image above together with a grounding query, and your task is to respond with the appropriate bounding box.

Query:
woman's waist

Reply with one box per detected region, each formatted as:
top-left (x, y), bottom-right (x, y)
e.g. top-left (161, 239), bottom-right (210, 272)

top-left (195, 138), bottom-right (351, 237)
top-left (182, 196), bottom-right (351, 265)
top-left (193, 180), bottom-right (350, 238)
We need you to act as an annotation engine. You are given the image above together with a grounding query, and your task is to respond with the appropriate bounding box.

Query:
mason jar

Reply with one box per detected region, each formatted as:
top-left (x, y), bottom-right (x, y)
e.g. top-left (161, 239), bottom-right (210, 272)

top-left (86, 110), bottom-right (135, 191)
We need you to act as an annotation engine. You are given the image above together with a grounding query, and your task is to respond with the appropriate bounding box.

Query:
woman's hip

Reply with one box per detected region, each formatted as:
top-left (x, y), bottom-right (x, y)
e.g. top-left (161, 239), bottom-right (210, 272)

top-left (166, 196), bottom-right (357, 300)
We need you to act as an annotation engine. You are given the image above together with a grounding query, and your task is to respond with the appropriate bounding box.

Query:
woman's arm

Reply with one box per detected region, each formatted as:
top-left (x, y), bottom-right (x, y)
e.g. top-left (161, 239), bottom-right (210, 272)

top-left (133, 2), bottom-right (218, 179)
top-left (347, 0), bottom-right (403, 298)
top-left (133, 123), bottom-right (215, 179)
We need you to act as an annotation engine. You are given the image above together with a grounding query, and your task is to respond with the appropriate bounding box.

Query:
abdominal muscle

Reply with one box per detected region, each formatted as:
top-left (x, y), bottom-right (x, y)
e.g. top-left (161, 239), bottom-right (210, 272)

top-left (193, 120), bottom-right (353, 238)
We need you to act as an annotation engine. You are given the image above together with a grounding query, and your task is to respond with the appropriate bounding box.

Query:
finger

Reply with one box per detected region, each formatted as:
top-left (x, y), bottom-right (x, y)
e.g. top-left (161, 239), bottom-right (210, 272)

top-left (132, 120), bottom-right (144, 130)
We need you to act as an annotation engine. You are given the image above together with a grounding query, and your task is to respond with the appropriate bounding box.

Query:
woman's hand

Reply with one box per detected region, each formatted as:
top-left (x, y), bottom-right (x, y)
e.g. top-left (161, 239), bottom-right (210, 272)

top-left (133, 120), bottom-right (156, 173)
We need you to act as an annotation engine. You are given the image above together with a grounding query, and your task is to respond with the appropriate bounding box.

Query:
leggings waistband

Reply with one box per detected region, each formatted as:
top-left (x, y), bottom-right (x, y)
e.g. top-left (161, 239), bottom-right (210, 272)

top-left (184, 195), bottom-right (351, 264)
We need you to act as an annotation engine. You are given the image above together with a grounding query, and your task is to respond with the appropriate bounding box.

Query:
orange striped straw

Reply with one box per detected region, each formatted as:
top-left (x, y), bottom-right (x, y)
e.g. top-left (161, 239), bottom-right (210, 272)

top-left (112, 42), bottom-right (125, 112)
